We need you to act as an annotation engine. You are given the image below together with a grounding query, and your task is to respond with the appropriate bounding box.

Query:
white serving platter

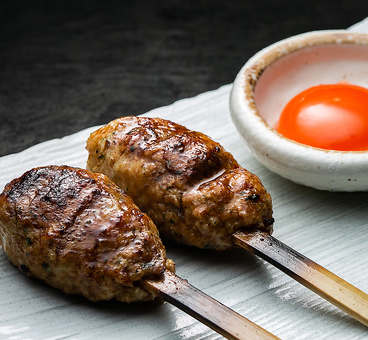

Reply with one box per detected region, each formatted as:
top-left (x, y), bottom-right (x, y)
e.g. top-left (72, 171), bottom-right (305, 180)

top-left (1, 18), bottom-right (368, 340)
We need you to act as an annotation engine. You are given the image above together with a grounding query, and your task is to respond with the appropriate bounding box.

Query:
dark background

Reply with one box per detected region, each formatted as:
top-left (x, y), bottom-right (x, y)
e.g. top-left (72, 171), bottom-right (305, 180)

top-left (1, 1), bottom-right (368, 157)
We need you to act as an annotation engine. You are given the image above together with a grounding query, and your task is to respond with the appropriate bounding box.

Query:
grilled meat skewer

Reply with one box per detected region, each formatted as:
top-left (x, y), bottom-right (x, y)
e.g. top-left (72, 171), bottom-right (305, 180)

top-left (0, 165), bottom-right (173, 303)
top-left (86, 116), bottom-right (273, 251)
top-left (86, 116), bottom-right (368, 327)
top-left (0, 165), bottom-right (279, 340)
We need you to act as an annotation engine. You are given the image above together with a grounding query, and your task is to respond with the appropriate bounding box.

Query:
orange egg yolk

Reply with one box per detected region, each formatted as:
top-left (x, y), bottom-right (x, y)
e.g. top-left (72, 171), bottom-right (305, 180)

top-left (274, 83), bottom-right (368, 151)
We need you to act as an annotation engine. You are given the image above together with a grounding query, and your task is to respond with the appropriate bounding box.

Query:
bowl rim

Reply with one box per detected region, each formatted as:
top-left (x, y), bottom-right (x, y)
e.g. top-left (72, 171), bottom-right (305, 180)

top-left (230, 30), bottom-right (368, 191)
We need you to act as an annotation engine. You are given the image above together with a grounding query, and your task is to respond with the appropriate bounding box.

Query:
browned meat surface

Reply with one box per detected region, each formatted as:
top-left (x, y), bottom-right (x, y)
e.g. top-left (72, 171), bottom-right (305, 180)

top-left (0, 165), bottom-right (174, 303)
top-left (86, 116), bottom-right (274, 251)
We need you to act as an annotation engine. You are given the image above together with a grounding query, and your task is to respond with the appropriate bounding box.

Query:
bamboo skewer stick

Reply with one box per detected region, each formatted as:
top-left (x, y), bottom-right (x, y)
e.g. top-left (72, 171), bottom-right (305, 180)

top-left (232, 231), bottom-right (368, 327)
top-left (142, 270), bottom-right (280, 340)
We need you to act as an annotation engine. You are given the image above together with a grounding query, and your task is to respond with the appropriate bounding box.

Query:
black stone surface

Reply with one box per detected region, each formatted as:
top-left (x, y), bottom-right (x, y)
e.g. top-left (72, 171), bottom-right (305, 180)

top-left (1, 1), bottom-right (368, 157)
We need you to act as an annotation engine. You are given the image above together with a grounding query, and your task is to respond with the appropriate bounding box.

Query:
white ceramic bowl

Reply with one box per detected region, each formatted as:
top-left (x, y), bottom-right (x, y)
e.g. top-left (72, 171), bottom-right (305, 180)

top-left (230, 30), bottom-right (368, 191)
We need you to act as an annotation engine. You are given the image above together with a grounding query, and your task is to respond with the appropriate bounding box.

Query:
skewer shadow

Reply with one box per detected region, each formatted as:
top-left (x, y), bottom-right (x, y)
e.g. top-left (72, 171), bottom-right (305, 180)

top-left (163, 238), bottom-right (273, 294)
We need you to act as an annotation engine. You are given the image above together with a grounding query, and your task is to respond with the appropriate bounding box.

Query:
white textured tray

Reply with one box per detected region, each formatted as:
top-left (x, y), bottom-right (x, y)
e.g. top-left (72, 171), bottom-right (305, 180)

top-left (1, 19), bottom-right (368, 340)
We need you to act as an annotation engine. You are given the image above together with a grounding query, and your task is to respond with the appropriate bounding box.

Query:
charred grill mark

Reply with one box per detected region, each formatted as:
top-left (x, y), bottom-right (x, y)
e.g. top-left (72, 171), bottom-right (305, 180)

top-left (8, 171), bottom-right (42, 201)
top-left (145, 127), bottom-right (157, 140)
top-left (42, 173), bottom-right (76, 208)
top-left (7, 167), bottom-right (113, 241)
top-left (264, 217), bottom-right (275, 226)
top-left (5, 168), bottom-right (44, 202)
top-left (19, 264), bottom-right (30, 274)
top-left (246, 194), bottom-right (260, 202)
top-left (173, 141), bottom-right (185, 153)
top-left (159, 134), bottom-right (226, 182)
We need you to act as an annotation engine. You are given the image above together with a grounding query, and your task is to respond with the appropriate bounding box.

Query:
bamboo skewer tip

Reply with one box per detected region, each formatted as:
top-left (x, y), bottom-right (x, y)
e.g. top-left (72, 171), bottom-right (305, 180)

top-left (232, 231), bottom-right (368, 328)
